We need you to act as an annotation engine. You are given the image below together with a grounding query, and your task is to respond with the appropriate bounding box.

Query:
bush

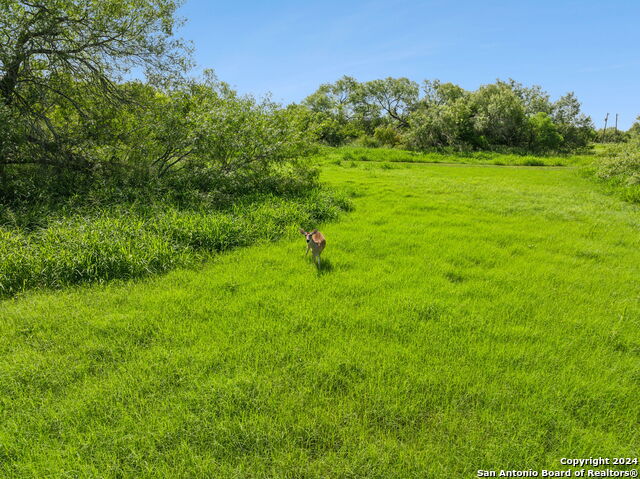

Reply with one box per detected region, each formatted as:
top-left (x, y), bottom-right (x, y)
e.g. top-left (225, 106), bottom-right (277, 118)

top-left (353, 135), bottom-right (381, 148)
top-left (528, 112), bottom-right (563, 152)
top-left (0, 75), bottom-right (315, 207)
top-left (373, 125), bottom-right (402, 147)
top-left (596, 137), bottom-right (640, 186)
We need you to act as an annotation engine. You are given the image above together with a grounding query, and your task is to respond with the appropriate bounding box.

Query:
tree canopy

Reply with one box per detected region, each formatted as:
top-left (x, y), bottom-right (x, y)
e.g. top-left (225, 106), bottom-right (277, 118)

top-left (302, 76), bottom-right (596, 152)
top-left (0, 0), bottom-right (190, 170)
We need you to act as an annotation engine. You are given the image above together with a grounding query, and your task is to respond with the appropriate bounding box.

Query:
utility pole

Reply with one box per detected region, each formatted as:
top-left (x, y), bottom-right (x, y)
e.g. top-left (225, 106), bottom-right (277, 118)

top-left (602, 113), bottom-right (609, 142)
top-left (614, 113), bottom-right (618, 140)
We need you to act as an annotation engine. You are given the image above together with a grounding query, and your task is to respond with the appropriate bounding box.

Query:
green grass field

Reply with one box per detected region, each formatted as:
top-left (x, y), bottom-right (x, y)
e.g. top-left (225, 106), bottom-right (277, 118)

top-left (1, 158), bottom-right (639, 477)
top-left (314, 146), bottom-right (598, 167)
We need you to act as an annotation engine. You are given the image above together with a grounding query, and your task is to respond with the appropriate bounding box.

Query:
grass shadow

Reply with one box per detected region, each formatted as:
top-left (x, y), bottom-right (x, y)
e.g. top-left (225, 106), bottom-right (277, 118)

top-left (315, 257), bottom-right (334, 275)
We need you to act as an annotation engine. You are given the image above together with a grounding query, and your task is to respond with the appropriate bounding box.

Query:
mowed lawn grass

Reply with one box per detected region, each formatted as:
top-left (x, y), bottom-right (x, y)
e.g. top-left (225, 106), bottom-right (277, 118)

top-left (1, 160), bottom-right (640, 477)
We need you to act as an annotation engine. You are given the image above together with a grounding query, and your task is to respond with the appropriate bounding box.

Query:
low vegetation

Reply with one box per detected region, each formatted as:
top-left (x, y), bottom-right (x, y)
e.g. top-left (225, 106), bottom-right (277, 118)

top-left (2, 161), bottom-right (638, 477)
top-left (1, 2), bottom-right (640, 476)
top-left (591, 137), bottom-right (640, 203)
top-left (0, 188), bottom-right (351, 298)
top-left (314, 146), bottom-right (595, 167)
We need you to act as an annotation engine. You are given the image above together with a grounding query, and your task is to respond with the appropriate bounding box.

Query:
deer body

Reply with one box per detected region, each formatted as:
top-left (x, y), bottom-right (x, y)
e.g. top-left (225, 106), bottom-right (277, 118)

top-left (299, 229), bottom-right (326, 267)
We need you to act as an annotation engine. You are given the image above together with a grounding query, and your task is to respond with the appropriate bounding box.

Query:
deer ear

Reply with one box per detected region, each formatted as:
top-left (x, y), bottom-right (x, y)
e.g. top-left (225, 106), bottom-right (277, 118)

top-left (311, 229), bottom-right (318, 234)
top-left (299, 228), bottom-right (306, 235)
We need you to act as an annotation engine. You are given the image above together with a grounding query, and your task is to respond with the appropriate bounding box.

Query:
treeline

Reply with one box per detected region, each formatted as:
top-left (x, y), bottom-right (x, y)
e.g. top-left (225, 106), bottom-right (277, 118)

top-left (1, 0), bottom-right (635, 208)
top-left (1, 71), bottom-right (317, 208)
top-left (295, 76), bottom-right (599, 153)
top-left (3, 1), bottom-right (640, 210)
top-left (0, 1), bottom-right (327, 209)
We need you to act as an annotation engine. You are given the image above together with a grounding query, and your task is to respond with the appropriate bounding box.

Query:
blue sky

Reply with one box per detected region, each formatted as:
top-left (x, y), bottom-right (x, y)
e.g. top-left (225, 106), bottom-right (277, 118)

top-left (177, 0), bottom-right (639, 129)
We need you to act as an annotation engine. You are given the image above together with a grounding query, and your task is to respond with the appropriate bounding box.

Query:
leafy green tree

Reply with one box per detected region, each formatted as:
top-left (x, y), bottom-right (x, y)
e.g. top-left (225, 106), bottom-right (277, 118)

top-left (471, 83), bottom-right (528, 147)
top-left (361, 77), bottom-right (419, 127)
top-left (505, 79), bottom-right (552, 116)
top-left (628, 116), bottom-right (640, 137)
top-left (106, 72), bottom-right (311, 189)
top-left (421, 80), bottom-right (466, 106)
top-left (407, 100), bottom-right (475, 149)
top-left (551, 92), bottom-right (594, 149)
top-left (302, 76), bottom-right (361, 120)
top-left (302, 76), bottom-right (368, 144)
top-left (528, 112), bottom-right (563, 152)
top-left (405, 80), bottom-right (476, 149)
top-left (0, 0), bottom-right (190, 169)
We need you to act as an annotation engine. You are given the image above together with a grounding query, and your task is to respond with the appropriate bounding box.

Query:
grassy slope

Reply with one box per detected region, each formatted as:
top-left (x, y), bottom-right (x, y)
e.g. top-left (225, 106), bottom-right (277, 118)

top-left (1, 161), bottom-right (639, 477)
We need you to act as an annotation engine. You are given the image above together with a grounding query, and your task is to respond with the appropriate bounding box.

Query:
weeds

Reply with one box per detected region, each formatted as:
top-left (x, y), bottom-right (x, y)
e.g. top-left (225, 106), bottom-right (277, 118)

top-left (0, 189), bottom-right (352, 297)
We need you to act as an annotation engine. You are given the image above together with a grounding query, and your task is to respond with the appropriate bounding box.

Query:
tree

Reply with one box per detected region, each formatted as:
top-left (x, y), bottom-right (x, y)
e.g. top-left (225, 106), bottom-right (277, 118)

top-left (421, 79), bottom-right (466, 106)
top-left (505, 79), bottom-right (552, 116)
top-left (405, 80), bottom-right (475, 149)
top-left (471, 83), bottom-right (528, 147)
top-left (361, 77), bottom-right (419, 127)
top-left (407, 98), bottom-right (475, 149)
top-left (551, 93), bottom-right (594, 149)
top-left (301, 76), bottom-right (368, 144)
top-left (528, 112), bottom-right (563, 152)
top-left (0, 0), bottom-right (190, 169)
top-left (302, 75), bottom-right (360, 121)
top-left (628, 116), bottom-right (640, 137)
top-left (552, 92), bottom-right (582, 125)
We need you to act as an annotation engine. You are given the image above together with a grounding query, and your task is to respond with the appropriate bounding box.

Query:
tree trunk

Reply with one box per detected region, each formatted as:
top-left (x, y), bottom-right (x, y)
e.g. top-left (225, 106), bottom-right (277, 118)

top-left (0, 57), bottom-right (23, 105)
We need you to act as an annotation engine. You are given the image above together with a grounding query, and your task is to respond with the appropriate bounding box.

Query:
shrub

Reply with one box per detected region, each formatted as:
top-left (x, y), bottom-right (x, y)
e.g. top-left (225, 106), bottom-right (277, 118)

top-left (596, 137), bottom-right (640, 186)
top-left (528, 112), bottom-right (563, 152)
top-left (373, 125), bottom-right (402, 147)
top-left (0, 74), bottom-right (316, 208)
top-left (353, 135), bottom-right (381, 148)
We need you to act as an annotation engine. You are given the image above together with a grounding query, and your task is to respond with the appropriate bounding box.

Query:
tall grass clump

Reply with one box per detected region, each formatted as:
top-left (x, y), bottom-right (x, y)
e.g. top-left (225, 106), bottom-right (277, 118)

top-left (0, 189), bottom-right (351, 298)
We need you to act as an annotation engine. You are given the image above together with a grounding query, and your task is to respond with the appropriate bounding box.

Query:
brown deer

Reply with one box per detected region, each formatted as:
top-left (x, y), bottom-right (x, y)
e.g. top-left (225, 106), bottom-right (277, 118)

top-left (299, 228), bottom-right (326, 267)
